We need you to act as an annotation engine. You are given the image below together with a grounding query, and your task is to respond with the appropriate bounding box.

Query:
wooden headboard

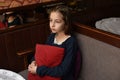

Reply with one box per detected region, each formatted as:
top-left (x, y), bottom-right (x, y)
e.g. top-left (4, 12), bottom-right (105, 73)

top-left (72, 5), bottom-right (120, 48)
top-left (73, 22), bottom-right (120, 48)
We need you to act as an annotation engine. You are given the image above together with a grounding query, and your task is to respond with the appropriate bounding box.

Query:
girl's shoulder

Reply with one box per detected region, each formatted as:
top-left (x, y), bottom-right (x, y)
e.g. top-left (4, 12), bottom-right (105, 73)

top-left (48, 33), bottom-right (56, 39)
top-left (63, 34), bottom-right (77, 45)
top-left (46, 33), bottom-right (56, 44)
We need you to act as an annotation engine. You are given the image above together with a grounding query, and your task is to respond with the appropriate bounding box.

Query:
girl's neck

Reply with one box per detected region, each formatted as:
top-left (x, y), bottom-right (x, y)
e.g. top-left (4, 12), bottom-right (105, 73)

top-left (56, 31), bottom-right (66, 37)
top-left (54, 32), bottom-right (71, 45)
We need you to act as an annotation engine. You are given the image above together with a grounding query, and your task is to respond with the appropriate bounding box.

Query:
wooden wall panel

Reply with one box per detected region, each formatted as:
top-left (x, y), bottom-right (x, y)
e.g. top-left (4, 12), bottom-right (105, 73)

top-left (83, 0), bottom-right (120, 9)
top-left (5, 32), bottom-right (25, 72)
top-left (0, 35), bottom-right (9, 69)
top-left (94, 0), bottom-right (120, 8)
top-left (30, 23), bottom-right (49, 47)
top-left (84, 0), bottom-right (94, 9)
top-left (0, 20), bottom-right (49, 72)
top-left (14, 28), bottom-right (33, 52)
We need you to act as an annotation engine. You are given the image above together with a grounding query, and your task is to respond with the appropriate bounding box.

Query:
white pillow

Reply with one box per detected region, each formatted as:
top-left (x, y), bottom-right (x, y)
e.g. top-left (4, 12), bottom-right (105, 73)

top-left (95, 17), bottom-right (120, 35)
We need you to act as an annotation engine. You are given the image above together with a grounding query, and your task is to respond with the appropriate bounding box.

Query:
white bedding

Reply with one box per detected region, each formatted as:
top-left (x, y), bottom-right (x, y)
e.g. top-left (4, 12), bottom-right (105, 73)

top-left (0, 69), bottom-right (25, 80)
top-left (95, 17), bottom-right (120, 35)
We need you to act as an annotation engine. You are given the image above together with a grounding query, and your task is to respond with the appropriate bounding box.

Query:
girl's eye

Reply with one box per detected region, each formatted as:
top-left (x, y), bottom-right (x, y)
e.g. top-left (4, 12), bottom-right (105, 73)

top-left (49, 19), bottom-right (62, 23)
top-left (55, 20), bottom-right (61, 23)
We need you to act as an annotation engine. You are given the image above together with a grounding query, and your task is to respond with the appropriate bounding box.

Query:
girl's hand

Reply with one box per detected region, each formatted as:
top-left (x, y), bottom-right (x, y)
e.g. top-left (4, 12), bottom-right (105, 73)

top-left (30, 61), bottom-right (36, 66)
top-left (28, 61), bottom-right (37, 74)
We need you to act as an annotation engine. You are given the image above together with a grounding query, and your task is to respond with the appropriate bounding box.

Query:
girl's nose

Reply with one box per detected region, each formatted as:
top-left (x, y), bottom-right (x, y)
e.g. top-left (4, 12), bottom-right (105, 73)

top-left (51, 22), bottom-right (55, 27)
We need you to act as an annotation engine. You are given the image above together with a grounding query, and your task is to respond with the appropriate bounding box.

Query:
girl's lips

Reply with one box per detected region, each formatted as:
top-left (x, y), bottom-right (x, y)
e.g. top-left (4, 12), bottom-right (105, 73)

top-left (51, 29), bottom-right (56, 31)
top-left (52, 29), bottom-right (55, 31)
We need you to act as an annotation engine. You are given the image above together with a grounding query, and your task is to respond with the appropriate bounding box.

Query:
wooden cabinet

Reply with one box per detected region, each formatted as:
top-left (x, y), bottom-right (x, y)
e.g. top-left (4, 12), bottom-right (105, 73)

top-left (0, 20), bottom-right (50, 72)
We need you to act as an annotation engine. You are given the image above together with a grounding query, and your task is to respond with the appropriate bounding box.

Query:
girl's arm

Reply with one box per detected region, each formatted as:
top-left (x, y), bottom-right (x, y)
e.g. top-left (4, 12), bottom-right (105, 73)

top-left (36, 37), bottom-right (77, 77)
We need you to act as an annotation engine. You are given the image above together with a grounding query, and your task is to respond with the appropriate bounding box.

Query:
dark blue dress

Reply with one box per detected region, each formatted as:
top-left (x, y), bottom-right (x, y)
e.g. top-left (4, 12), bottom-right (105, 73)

top-left (36, 33), bottom-right (78, 80)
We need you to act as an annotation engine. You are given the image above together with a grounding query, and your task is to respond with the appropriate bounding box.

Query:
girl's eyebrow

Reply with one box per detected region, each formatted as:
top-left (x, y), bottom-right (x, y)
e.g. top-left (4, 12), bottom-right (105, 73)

top-left (49, 18), bottom-right (62, 21)
top-left (55, 19), bottom-right (61, 21)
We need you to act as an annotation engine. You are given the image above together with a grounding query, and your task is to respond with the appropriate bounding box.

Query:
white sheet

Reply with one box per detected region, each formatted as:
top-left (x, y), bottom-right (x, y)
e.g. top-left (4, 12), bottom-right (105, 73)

top-left (95, 17), bottom-right (120, 35)
top-left (0, 69), bottom-right (25, 80)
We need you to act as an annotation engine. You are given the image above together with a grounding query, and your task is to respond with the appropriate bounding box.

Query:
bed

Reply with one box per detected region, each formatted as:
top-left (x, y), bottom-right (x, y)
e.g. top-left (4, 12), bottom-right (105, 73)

top-left (72, 5), bottom-right (120, 80)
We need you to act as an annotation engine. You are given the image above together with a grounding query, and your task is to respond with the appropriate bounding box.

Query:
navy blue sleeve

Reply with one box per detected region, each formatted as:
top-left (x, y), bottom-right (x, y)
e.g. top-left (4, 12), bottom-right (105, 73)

top-left (36, 37), bottom-right (77, 77)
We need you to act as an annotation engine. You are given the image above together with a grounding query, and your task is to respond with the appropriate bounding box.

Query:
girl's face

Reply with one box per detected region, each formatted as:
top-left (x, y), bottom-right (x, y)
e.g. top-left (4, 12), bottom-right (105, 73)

top-left (49, 11), bottom-right (65, 34)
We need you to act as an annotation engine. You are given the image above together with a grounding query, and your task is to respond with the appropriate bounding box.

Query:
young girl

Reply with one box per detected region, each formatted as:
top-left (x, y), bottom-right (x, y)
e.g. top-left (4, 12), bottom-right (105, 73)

top-left (28, 5), bottom-right (78, 80)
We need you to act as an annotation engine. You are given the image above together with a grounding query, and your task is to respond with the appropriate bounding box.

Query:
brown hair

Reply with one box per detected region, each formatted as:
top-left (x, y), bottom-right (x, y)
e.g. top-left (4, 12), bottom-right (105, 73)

top-left (49, 5), bottom-right (72, 35)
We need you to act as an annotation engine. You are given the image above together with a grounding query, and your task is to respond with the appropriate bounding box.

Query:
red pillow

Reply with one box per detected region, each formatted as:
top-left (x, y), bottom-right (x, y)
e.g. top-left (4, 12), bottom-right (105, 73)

top-left (28, 44), bottom-right (64, 80)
